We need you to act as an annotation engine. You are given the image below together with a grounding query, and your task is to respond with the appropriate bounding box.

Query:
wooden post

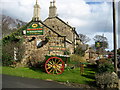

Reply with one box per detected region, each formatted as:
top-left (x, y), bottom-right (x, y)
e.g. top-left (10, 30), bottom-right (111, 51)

top-left (80, 63), bottom-right (84, 75)
top-left (113, 0), bottom-right (118, 73)
top-left (14, 47), bottom-right (18, 61)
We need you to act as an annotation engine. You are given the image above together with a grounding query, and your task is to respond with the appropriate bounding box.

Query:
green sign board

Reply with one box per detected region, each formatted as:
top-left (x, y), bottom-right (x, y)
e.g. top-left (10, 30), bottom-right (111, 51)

top-left (26, 23), bottom-right (44, 35)
top-left (26, 30), bottom-right (43, 35)
top-left (95, 41), bottom-right (102, 48)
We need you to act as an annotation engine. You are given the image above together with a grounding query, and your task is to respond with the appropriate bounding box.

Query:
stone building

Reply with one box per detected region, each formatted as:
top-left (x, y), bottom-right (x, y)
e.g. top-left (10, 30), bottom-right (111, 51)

top-left (44, 0), bottom-right (81, 54)
top-left (17, 0), bottom-right (81, 65)
top-left (85, 48), bottom-right (97, 62)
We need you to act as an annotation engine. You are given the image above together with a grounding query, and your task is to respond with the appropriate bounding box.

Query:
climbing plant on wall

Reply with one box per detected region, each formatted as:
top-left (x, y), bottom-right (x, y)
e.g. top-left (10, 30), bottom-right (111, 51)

top-left (2, 23), bottom-right (27, 66)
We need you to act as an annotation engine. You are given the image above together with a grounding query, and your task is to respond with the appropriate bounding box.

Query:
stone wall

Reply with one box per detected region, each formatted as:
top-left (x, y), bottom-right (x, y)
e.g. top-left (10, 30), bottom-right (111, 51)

top-left (44, 17), bottom-right (74, 42)
top-left (44, 17), bottom-right (78, 54)
top-left (21, 22), bottom-right (65, 65)
top-left (66, 42), bottom-right (74, 54)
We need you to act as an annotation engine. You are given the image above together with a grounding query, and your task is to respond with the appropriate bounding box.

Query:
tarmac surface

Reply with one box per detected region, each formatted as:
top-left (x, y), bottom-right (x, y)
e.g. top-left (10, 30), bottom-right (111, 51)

top-left (2, 74), bottom-right (70, 88)
top-left (118, 69), bottom-right (120, 89)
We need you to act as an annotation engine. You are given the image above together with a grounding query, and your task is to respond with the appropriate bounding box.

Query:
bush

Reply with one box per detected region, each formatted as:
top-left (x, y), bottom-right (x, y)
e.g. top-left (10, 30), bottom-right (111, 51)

top-left (69, 54), bottom-right (86, 68)
top-left (2, 38), bottom-right (25, 66)
top-left (70, 54), bottom-right (86, 63)
top-left (74, 47), bottom-right (85, 57)
top-left (97, 62), bottom-right (114, 73)
top-left (2, 42), bottom-right (14, 66)
top-left (2, 54), bottom-right (14, 66)
top-left (96, 58), bottom-right (114, 74)
top-left (95, 58), bottom-right (118, 88)
top-left (95, 72), bottom-right (119, 88)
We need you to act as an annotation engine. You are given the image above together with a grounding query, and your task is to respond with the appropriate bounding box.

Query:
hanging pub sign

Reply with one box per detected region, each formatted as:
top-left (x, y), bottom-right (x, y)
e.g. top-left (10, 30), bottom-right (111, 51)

top-left (95, 41), bottom-right (102, 48)
top-left (26, 23), bottom-right (43, 35)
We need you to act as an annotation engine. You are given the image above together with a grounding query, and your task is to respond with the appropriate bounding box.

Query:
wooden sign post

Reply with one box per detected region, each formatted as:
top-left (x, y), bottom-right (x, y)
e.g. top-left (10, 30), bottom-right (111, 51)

top-left (80, 63), bottom-right (84, 75)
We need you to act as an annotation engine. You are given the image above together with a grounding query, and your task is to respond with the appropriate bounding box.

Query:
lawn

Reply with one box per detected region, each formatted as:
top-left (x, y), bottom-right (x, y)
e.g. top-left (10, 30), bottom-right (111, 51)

top-left (2, 66), bottom-right (96, 85)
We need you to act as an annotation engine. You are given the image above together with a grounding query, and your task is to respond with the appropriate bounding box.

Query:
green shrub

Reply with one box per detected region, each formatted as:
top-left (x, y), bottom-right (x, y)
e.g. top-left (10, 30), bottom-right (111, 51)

top-left (96, 58), bottom-right (108, 65)
top-left (96, 59), bottom-right (114, 74)
top-left (2, 38), bottom-right (25, 66)
top-left (74, 47), bottom-right (85, 57)
top-left (70, 54), bottom-right (86, 63)
top-left (97, 63), bottom-right (114, 73)
top-left (2, 54), bottom-right (14, 66)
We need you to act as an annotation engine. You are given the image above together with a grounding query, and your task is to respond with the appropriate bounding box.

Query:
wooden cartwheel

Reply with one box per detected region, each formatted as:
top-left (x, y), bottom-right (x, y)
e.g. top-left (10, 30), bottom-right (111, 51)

top-left (45, 57), bottom-right (65, 74)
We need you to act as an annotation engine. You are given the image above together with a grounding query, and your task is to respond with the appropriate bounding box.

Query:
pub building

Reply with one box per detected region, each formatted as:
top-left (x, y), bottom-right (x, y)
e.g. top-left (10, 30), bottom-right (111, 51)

top-left (15, 0), bottom-right (81, 65)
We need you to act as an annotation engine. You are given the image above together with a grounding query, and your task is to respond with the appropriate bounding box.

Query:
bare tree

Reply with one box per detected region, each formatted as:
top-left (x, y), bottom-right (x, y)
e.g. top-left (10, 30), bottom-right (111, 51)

top-left (93, 35), bottom-right (108, 49)
top-left (93, 35), bottom-right (109, 56)
top-left (93, 35), bottom-right (107, 42)
top-left (79, 34), bottom-right (91, 44)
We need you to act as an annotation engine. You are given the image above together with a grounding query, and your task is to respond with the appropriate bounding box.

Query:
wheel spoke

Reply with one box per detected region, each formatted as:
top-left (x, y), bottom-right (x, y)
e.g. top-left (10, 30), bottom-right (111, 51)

top-left (57, 68), bottom-right (62, 72)
top-left (48, 61), bottom-right (52, 65)
top-left (55, 69), bottom-right (59, 74)
top-left (47, 66), bottom-right (52, 69)
top-left (55, 58), bottom-right (57, 63)
top-left (56, 64), bottom-right (60, 69)
top-left (49, 69), bottom-right (53, 73)
top-left (52, 59), bottom-right (55, 64)
top-left (56, 60), bottom-right (61, 64)
top-left (52, 70), bottom-right (55, 74)
top-left (58, 64), bottom-right (62, 68)
top-left (47, 64), bottom-right (52, 66)
top-left (46, 64), bottom-right (52, 69)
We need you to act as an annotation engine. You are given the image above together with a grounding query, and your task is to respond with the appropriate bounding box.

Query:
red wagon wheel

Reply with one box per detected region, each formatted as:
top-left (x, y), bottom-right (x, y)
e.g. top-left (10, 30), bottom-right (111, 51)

top-left (45, 57), bottom-right (65, 74)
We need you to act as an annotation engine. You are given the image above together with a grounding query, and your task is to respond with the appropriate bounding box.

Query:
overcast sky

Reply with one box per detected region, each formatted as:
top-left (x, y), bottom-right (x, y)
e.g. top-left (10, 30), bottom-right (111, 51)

top-left (1, 0), bottom-right (120, 50)
top-left (118, 1), bottom-right (120, 49)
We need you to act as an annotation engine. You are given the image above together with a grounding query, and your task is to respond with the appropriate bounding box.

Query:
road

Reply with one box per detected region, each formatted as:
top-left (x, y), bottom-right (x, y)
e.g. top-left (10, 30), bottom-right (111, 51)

top-left (2, 74), bottom-right (70, 88)
top-left (118, 68), bottom-right (120, 89)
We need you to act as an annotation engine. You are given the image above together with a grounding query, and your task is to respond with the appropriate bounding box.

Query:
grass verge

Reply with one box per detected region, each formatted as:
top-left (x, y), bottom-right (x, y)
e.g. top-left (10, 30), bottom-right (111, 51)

top-left (2, 66), bottom-right (95, 85)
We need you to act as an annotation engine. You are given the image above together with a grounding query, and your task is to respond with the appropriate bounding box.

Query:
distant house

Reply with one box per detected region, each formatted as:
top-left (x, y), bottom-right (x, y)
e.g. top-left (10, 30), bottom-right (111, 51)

top-left (85, 47), bottom-right (98, 62)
